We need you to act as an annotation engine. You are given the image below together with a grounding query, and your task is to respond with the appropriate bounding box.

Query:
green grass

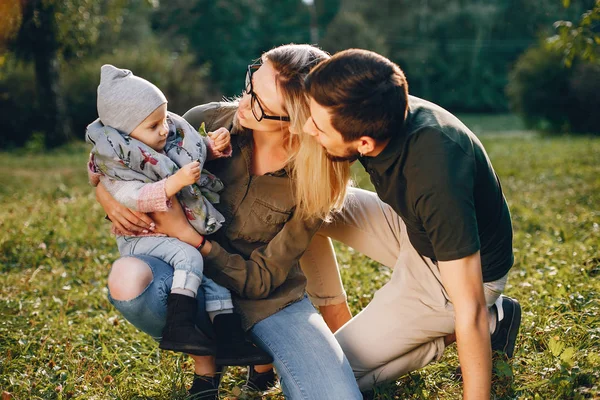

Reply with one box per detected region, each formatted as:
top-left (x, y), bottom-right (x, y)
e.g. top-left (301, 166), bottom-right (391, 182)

top-left (456, 113), bottom-right (526, 135)
top-left (1, 122), bottom-right (599, 399)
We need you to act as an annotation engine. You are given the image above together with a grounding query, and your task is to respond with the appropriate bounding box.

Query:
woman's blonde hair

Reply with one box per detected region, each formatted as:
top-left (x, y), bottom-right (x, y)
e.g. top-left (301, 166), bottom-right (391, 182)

top-left (265, 44), bottom-right (351, 221)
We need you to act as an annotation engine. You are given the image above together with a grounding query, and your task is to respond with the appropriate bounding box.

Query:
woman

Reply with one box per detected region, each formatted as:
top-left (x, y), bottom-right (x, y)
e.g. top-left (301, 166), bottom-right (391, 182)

top-left (93, 44), bottom-right (361, 399)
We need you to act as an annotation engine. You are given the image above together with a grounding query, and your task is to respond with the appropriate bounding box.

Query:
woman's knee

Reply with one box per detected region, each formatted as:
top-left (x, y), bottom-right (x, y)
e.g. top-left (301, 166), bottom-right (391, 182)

top-left (107, 257), bottom-right (153, 301)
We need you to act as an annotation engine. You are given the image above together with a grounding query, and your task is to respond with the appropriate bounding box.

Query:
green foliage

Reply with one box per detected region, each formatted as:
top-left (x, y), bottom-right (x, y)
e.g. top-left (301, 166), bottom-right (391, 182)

top-left (548, 0), bottom-right (600, 66)
top-left (0, 41), bottom-right (214, 148)
top-left (12, 0), bottom-right (130, 62)
top-left (0, 54), bottom-right (40, 149)
top-left (506, 46), bottom-right (571, 132)
top-left (317, 0), bottom-right (594, 112)
top-left (507, 45), bottom-right (600, 134)
top-left (3, 0), bottom-right (143, 150)
top-left (4, 0), bottom-right (599, 150)
top-left (315, 0), bottom-right (341, 37)
top-left (62, 41), bottom-right (215, 140)
top-left (1, 124), bottom-right (599, 399)
top-left (319, 11), bottom-right (389, 56)
top-left (153, 0), bottom-right (311, 96)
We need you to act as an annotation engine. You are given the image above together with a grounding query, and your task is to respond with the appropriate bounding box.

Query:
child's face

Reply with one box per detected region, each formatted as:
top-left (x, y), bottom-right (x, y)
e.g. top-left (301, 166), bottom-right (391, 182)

top-left (130, 104), bottom-right (169, 151)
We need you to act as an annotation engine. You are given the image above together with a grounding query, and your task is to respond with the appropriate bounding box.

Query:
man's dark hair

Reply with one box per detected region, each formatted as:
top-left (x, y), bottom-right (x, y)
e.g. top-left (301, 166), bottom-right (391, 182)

top-left (305, 49), bottom-right (409, 142)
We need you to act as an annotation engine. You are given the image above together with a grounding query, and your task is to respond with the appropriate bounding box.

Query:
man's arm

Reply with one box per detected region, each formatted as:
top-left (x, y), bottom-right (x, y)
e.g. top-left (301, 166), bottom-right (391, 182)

top-left (438, 251), bottom-right (491, 400)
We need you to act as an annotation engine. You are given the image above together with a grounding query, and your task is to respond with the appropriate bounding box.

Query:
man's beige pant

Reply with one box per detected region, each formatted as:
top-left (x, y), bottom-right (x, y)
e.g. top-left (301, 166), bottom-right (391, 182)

top-left (300, 187), bottom-right (507, 390)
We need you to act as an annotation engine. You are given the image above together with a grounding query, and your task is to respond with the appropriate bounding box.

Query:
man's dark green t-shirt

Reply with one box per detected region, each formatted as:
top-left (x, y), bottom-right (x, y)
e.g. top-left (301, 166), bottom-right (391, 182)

top-left (360, 96), bottom-right (513, 282)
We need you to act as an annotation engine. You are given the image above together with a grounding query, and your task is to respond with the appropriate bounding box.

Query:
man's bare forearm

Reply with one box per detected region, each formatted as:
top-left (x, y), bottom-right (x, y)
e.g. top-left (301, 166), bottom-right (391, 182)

top-left (456, 306), bottom-right (492, 399)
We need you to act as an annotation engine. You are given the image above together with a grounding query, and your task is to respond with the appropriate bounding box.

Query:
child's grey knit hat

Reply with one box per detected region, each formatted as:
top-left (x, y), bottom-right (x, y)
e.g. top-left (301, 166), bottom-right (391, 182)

top-left (97, 64), bottom-right (167, 135)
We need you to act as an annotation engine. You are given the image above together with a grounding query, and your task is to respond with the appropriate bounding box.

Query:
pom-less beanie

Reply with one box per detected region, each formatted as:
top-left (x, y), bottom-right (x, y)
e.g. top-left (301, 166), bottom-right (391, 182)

top-left (97, 64), bottom-right (167, 135)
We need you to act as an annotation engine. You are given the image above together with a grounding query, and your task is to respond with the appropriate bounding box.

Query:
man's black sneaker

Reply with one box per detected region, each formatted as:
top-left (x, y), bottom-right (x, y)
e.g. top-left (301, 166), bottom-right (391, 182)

top-left (244, 367), bottom-right (277, 392)
top-left (491, 295), bottom-right (522, 358)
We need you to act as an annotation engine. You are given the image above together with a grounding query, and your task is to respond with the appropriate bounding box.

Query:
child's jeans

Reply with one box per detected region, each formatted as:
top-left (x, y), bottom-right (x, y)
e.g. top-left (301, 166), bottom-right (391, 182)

top-left (116, 235), bottom-right (233, 312)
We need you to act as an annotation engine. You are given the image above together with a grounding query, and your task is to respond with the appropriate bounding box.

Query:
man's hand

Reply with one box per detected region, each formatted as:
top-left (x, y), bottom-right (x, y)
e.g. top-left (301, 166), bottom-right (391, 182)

top-left (165, 161), bottom-right (201, 197)
top-left (96, 183), bottom-right (155, 235)
top-left (439, 251), bottom-right (491, 399)
top-left (208, 128), bottom-right (231, 153)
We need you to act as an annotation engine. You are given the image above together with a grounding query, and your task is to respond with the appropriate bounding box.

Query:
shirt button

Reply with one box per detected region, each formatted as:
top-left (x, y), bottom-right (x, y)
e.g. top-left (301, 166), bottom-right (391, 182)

top-left (266, 215), bottom-right (272, 222)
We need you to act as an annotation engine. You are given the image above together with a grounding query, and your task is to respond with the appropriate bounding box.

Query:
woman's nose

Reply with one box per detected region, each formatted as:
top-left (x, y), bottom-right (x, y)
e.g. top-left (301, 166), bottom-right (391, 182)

top-left (239, 92), bottom-right (251, 109)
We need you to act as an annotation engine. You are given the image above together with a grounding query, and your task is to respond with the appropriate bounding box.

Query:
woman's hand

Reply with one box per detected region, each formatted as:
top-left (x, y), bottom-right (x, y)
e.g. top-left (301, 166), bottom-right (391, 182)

top-left (150, 199), bottom-right (211, 251)
top-left (150, 200), bottom-right (213, 255)
top-left (96, 183), bottom-right (155, 235)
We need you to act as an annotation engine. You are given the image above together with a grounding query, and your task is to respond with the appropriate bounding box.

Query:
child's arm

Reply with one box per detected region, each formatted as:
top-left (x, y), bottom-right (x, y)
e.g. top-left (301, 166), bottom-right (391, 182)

top-left (164, 161), bottom-right (201, 198)
top-left (100, 176), bottom-right (171, 213)
top-left (205, 127), bottom-right (232, 161)
top-left (89, 152), bottom-right (171, 213)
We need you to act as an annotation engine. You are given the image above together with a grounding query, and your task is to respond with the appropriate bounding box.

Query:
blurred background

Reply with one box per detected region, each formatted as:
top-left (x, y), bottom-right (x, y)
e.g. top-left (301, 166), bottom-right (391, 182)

top-left (0, 0), bottom-right (598, 150)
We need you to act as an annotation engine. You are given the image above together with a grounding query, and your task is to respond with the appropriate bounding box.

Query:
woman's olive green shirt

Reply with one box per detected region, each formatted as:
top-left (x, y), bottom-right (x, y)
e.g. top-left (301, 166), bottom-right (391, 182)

top-left (184, 102), bottom-right (322, 330)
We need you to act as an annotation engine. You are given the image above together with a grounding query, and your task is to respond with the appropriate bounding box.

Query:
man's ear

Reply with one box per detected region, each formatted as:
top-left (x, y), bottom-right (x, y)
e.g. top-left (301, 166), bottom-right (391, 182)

top-left (357, 136), bottom-right (377, 155)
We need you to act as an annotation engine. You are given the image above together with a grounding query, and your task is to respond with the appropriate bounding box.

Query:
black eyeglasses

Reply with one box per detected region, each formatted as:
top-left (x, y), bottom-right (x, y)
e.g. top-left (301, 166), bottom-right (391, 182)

top-left (244, 63), bottom-right (291, 122)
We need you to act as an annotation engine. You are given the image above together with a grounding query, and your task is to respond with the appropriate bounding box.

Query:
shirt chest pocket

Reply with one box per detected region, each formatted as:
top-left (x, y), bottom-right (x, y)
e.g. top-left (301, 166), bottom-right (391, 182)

top-left (235, 199), bottom-right (292, 243)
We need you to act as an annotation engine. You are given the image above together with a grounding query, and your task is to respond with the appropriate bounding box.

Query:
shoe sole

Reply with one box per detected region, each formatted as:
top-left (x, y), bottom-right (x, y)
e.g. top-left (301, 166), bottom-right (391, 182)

top-left (159, 341), bottom-right (216, 356)
top-left (215, 355), bottom-right (274, 367)
top-left (502, 298), bottom-right (522, 358)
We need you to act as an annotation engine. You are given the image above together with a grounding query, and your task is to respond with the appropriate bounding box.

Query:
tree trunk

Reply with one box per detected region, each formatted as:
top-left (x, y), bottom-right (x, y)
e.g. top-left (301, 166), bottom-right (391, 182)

top-left (32, 0), bottom-right (72, 148)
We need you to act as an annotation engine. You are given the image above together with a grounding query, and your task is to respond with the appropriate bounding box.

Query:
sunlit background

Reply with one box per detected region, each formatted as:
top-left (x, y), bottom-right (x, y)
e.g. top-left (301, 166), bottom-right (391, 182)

top-left (0, 0), bottom-right (598, 150)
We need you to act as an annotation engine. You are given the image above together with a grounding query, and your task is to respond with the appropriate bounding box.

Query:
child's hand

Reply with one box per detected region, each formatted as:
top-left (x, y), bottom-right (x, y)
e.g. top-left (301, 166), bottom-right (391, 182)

top-left (208, 128), bottom-right (231, 152)
top-left (176, 161), bottom-right (201, 186)
top-left (165, 161), bottom-right (201, 198)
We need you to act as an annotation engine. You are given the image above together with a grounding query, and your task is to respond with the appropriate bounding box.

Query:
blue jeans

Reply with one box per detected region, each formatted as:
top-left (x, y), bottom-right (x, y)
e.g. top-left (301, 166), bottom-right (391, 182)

top-left (250, 297), bottom-right (362, 399)
top-left (116, 236), bottom-right (233, 312)
top-left (107, 255), bottom-right (214, 340)
top-left (107, 255), bottom-right (362, 399)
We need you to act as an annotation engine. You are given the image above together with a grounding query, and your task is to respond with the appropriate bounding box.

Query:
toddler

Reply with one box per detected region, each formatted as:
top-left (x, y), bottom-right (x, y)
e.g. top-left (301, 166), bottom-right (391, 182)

top-left (86, 65), bottom-right (272, 366)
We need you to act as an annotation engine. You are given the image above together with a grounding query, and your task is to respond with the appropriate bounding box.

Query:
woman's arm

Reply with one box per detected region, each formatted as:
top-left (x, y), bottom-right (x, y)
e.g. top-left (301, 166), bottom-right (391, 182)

top-left (96, 182), bottom-right (156, 235)
top-left (151, 200), bottom-right (322, 300)
top-left (300, 232), bottom-right (352, 332)
top-left (89, 152), bottom-right (156, 234)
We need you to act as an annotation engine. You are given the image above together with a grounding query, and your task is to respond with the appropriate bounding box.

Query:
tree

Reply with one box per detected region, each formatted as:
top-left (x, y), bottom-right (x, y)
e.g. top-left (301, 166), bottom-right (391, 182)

top-left (8, 0), bottom-right (129, 148)
top-left (316, 0), bottom-right (594, 112)
top-left (507, 43), bottom-right (600, 134)
top-left (0, 0), bottom-right (23, 47)
top-left (319, 11), bottom-right (389, 56)
top-left (153, 0), bottom-right (311, 96)
top-left (548, 0), bottom-right (600, 66)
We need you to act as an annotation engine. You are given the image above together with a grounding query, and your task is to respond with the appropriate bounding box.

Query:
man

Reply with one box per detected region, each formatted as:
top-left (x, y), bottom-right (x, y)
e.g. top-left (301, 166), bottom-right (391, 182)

top-left (303, 49), bottom-right (521, 398)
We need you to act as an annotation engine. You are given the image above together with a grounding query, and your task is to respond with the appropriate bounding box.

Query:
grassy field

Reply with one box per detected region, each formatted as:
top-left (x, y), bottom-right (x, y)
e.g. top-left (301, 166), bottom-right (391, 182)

top-left (1, 118), bottom-right (599, 399)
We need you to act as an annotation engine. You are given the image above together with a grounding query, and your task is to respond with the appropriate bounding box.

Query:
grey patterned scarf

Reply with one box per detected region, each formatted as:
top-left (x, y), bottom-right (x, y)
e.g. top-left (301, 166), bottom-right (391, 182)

top-left (86, 111), bottom-right (225, 235)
